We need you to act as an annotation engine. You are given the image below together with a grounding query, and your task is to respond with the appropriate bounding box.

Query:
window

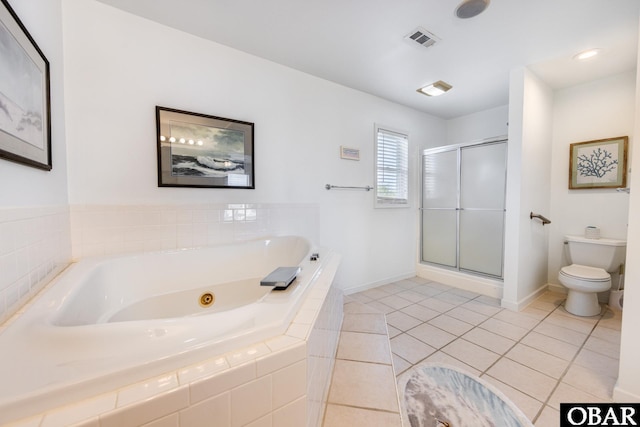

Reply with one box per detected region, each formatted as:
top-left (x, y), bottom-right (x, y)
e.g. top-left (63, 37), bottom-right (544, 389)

top-left (374, 125), bottom-right (409, 208)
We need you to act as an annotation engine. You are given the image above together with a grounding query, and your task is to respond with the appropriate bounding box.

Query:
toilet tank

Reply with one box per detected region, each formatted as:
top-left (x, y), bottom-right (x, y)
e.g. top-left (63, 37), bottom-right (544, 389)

top-left (564, 235), bottom-right (626, 272)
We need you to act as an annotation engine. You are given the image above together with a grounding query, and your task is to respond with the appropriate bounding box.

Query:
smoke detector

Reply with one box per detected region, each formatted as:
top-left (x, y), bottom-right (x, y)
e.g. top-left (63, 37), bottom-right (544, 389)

top-left (404, 27), bottom-right (440, 49)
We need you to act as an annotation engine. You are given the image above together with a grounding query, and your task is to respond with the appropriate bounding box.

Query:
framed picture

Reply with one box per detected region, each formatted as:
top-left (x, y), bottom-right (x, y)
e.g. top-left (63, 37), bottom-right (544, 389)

top-left (569, 136), bottom-right (628, 189)
top-left (156, 106), bottom-right (254, 189)
top-left (0, 0), bottom-right (51, 170)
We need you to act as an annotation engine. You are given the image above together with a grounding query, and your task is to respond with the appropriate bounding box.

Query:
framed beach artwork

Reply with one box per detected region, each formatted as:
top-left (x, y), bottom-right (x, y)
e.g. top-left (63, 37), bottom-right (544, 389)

top-left (0, 0), bottom-right (51, 170)
top-left (156, 106), bottom-right (255, 189)
top-left (569, 136), bottom-right (628, 190)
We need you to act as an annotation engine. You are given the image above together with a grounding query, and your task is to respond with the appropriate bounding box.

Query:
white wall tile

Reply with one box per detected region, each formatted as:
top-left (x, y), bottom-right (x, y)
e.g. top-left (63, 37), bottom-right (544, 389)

top-left (272, 360), bottom-right (307, 409)
top-left (230, 375), bottom-right (272, 427)
top-left (179, 392), bottom-right (230, 427)
top-left (272, 396), bottom-right (306, 427)
top-left (190, 361), bottom-right (256, 404)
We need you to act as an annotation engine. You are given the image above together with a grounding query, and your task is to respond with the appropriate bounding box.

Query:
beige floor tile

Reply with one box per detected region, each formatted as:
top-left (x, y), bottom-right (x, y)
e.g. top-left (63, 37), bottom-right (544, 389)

top-left (590, 324), bottom-right (621, 345)
top-left (422, 351), bottom-right (481, 376)
top-left (446, 306), bottom-right (488, 325)
top-left (378, 294), bottom-right (412, 310)
top-left (535, 292), bottom-right (565, 306)
top-left (407, 277), bottom-right (431, 285)
top-left (433, 291), bottom-right (471, 306)
top-left (520, 332), bottom-right (580, 361)
top-left (533, 322), bottom-right (587, 347)
top-left (462, 328), bottom-right (515, 355)
top-left (328, 360), bottom-right (399, 412)
top-left (573, 348), bottom-right (619, 378)
top-left (554, 306), bottom-right (601, 324)
top-left (428, 314), bottom-right (474, 336)
top-left (395, 278), bottom-right (422, 289)
top-left (343, 301), bottom-right (381, 314)
top-left (598, 310), bottom-right (622, 331)
top-left (392, 354), bottom-right (412, 376)
top-left (447, 288), bottom-right (480, 299)
top-left (342, 313), bottom-right (388, 334)
top-left (543, 312), bottom-right (596, 335)
top-left (475, 295), bottom-right (502, 307)
top-left (547, 382), bottom-right (610, 410)
top-left (520, 306), bottom-right (549, 321)
top-left (528, 299), bottom-right (559, 313)
top-left (361, 288), bottom-right (390, 301)
top-left (583, 335), bottom-right (620, 359)
top-left (400, 304), bottom-right (440, 322)
top-left (417, 297), bottom-right (456, 313)
top-left (505, 343), bottom-right (569, 379)
top-left (479, 318), bottom-right (529, 341)
top-left (365, 300), bottom-right (395, 314)
top-left (395, 290), bottom-right (427, 303)
top-left (482, 375), bottom-right (544, 422)
top-left (410, 285), bottom-right (443, 297)
top-left (493, 309), bottom-right (540, 330)
top-left (461, 299), bottom-right (503, 317)
top-left (385, 311), bottom-right (422, 331)
top-left (387, 325), bottom-right (402, 338)
top-left (534, 406), bottom-right (560, 427)
top-left (486, 358), bottom-right (556, 402)
top-left (562, 364), bottom-right (617, 400)
top-left (348, 292), bottom-right (373, 304)
top-left (336, 331), bottom-right (392, 364)
top-left (441, 339), bottom-right (500, 372)
top-left (390, 333), bottom-right (436, 364)
top-left (379, 283), bottom-right (405, 294)
top-left (323, 404), bottom-right (401, 427)
top-left (406, 323), bottom-right (456, 349)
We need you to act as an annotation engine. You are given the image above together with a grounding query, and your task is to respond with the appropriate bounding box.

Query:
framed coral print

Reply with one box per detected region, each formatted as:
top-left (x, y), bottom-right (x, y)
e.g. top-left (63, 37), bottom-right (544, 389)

top-left (0, 0), bottom-right (52, 170)
top-left (569, 136), bottom-right (628, 190)
top-left (156, 106), bottom-right (254, 188)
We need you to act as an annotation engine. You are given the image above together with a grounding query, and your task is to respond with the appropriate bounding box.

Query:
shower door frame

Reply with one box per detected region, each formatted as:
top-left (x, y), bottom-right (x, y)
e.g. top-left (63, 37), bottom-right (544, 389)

top-left (420, 137), bottom-right (508, 280)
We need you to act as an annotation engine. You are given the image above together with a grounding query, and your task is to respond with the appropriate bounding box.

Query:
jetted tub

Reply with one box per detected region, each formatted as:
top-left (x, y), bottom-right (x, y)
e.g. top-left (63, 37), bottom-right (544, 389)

top-left (0, 236), bottom-right (329, 423)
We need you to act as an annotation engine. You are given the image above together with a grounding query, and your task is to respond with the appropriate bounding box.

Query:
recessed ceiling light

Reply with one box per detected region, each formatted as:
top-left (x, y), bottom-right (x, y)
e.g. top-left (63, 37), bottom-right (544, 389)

top-left (417, 81), bottom-right (452, 97)
top-left (455, 0), bottom-right (490, 19)
top-left (574, 48), bottom-right (601, 61)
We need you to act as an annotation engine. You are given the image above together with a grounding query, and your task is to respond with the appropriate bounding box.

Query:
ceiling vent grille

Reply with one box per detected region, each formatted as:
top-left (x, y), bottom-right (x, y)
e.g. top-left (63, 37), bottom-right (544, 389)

top-left (405, 27), bottom-right (440, 49)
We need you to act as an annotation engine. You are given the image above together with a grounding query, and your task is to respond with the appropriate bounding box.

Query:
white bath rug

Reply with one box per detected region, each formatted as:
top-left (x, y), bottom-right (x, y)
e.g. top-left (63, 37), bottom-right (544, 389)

top-left (397, 362), bottom-right (534, 427)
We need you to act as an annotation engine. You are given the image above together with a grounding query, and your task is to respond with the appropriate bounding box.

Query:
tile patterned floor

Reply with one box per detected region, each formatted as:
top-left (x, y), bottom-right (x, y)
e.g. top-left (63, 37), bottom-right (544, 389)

top-left (322, 277), bottom-right (623, 427)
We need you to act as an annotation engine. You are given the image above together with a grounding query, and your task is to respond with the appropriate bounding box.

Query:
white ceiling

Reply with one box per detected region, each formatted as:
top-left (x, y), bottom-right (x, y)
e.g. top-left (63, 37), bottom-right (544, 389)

top-left (96, 0), bottom-right (639, 119)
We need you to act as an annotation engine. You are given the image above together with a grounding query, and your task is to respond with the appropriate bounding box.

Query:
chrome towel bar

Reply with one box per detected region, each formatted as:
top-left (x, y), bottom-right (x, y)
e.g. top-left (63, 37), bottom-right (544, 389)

top-left (530, 212), bottom-right (551, 225)
top-left (325, 184), bottom-right (373, 191)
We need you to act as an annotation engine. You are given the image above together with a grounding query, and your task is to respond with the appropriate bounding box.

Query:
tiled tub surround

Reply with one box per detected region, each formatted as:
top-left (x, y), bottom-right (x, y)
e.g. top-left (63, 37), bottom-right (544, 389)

top-left (0, 206), bottom-right (71, 323)
top-left (70, 203), bottom-right (320, 259)
top-left (3, 249), bottom-right (342, 426)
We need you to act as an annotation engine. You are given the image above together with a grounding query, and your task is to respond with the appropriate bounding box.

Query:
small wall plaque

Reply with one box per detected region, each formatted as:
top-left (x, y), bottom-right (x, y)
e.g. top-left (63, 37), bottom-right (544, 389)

top-left (340, 146), bottom-right (360, 161)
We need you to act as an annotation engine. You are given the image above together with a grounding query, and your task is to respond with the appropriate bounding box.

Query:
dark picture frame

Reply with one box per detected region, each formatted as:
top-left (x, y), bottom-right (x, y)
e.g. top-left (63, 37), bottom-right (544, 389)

top-left (156, 106), bottom-right (254, 188)
top-left (569, 136), bottom-right (628, 190)
top-left (0, 0), bottom-right (51, 170)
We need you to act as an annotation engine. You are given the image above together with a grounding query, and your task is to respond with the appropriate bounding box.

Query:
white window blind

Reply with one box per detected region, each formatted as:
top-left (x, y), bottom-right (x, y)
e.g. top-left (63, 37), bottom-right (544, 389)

top-left (375, 125), bottom-right (409, 207)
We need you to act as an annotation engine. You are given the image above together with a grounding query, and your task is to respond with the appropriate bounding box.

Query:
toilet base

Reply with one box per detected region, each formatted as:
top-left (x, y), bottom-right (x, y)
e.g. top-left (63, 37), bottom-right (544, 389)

top-left (565, 290), bottom-right (602, 317)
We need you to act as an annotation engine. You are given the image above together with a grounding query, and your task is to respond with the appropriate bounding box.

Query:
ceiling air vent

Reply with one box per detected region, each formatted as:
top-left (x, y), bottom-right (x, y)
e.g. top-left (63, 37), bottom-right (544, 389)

top-left (405, 27), bottom-right (440, 49)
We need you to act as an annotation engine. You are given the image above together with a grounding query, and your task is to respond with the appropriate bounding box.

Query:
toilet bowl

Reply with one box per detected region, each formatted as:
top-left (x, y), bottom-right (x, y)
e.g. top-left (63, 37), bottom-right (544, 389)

top-left (559, 235), bottom-right (626, 317)
top-left (558, 264), bottom-right (611, 316)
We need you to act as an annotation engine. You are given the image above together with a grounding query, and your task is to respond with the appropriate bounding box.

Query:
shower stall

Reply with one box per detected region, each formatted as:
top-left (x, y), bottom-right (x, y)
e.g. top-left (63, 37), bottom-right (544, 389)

top-left (421, 138), bottom-right (507, 279)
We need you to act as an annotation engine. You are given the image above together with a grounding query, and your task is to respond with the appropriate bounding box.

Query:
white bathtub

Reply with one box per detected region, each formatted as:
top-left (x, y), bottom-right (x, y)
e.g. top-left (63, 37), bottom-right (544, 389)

top-left (0, 236), bottom-right (330, 423)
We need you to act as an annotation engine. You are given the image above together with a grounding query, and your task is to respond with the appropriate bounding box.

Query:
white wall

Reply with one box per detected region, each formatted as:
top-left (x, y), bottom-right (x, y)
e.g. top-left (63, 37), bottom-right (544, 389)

top-left (547, 71), bottom-right (635, 286)
top-left (61, 0), bottom-right (446, 292)
top-left (0, 0), bottom-right (71, 322)
top-left (445, 105), bottom-right (509, 145)
top-left (503, 67), bottom-right (554, 309)
top-left (615, 22), bottom-right (640, 402)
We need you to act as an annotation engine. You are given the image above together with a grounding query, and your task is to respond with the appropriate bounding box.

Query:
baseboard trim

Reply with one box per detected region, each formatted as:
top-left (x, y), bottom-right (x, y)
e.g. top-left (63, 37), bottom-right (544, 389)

top-left (613, 383), bottom-right (640, 402)
top-left (342, 272), bottom-right (416, 295)
top-left (415, 263), bottom-right (503, 299)
top-left (501, 283), bottom-right (549, 311)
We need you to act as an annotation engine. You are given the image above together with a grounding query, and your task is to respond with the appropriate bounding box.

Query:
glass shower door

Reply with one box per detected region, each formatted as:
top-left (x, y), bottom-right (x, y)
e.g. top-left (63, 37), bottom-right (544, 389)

top-left (459, 142), bottom-right (507, 277)
top-left (421, 140), bottom-right (507, 279)
top-left (421, 149), bottom-right (458, 268)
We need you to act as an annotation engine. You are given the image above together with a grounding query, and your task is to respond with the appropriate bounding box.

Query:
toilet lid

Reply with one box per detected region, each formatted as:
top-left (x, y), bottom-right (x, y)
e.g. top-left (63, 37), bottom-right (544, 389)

top-left (560, 264), bottom-right (610, 281)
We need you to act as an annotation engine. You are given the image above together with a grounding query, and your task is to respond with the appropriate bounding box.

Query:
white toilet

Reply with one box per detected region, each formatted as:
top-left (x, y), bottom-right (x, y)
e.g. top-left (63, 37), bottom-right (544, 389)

top-left (558, 235), bottom-right (626, 316)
